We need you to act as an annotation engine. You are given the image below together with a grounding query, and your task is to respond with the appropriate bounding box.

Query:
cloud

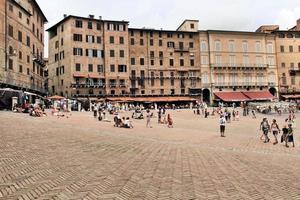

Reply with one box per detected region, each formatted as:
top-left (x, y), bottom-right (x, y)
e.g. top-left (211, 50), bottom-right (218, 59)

top-left (36, 0), bottom-right (300, 57)
top-left (274, 6), bottom-right (300, 30)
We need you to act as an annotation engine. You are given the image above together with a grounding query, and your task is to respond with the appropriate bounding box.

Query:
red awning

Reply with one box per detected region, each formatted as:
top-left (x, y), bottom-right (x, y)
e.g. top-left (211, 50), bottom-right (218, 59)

top-left (242, 91), bottom-right (275, 100)
top-left (106, 96), bottom-right (197, 103)
top-left (214, 92), bottom-right (249, 102)
top-left (282, 94), bottom-right (300, 99)
top-left (73, 73), bottom-right (88, 78)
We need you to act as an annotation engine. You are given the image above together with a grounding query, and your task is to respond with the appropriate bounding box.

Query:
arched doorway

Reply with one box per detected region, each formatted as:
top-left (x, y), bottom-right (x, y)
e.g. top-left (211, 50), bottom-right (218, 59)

top-left (269, 87), bottom-right (277, 97)
top-left (203, 89), bottom-right (210, 103)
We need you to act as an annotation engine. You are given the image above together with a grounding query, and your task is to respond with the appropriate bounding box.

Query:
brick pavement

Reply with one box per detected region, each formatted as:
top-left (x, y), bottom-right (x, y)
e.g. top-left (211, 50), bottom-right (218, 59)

top-left (0, 110), bottom-right (300, 200)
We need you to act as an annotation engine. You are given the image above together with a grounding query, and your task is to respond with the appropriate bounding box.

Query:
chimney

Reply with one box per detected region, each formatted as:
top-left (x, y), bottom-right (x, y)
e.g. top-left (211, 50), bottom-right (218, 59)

top-left (89, 14), bottom-right (94, 19)
top-left (297, 18), bottom-right (300, 31)
top-left (63, 14), bottom-right (67, 18)
top-left (99, 16), bottom-right (102, 20)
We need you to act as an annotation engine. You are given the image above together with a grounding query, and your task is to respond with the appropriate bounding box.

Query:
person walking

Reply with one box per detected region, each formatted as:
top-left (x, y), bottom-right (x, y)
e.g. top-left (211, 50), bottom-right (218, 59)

top-left (281, 125), bottom-right (289, 147)
top-left (260, 118), bottom-right (270, 143)
top-left (271, 119), bottom-right (280, 145)
top-left (219, 114), bottom-right (226, 137)
top-left (167, 114), bottom-right (173, 128)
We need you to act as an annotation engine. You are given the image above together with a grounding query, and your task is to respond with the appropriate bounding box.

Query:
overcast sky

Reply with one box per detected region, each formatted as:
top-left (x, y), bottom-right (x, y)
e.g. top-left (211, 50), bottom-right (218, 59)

top-left (38, 0), bottom-right (300, 57)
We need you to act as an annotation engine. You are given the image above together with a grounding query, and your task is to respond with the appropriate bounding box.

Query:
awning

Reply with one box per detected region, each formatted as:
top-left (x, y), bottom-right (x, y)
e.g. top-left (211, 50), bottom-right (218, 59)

top-left (243, 91), bottom-right (275, 100)
top-left (281, 94), bottom-right (300, 99)
top-left (73, 73), bottom-right (88, 78)
top-left (214, 92), bottom-right (249, 102)
top-left (88, 74), bottom-right (102, 79)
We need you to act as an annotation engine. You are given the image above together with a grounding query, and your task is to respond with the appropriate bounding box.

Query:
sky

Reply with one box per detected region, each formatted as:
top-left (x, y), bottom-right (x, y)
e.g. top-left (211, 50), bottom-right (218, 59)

top-left (37, 0), bottom-right (300, 57)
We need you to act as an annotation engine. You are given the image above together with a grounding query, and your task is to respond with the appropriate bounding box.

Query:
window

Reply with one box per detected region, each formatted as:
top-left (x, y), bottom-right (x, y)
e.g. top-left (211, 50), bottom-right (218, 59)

top-left (189, 42), bottom-right (194, 49)
top-left (97, 65), bottom-right (103, 73)
top-left (159, 40), bottom-right (163, 46)
top-left (170, 59), bottom-right (174, 66)
top-left (190, 59), bottom-right (194, 66)
top-left (19, 11), bottom-right (22, 19)
top-left (289, 45), bottom-right (293, 52)
top-left (178, 34), bottom-right (184, 39)
top-left (19, 51), bottom-right (22, 60)
top-left (280, 46), bottom-right (284, 52)
top-left (130, 38), bottom-right (134, 45)
top-left (278, 33), bottom-right (285, 38)
top-left (97, 36), bottom-right (101, 44)
top-left (255, 41), bottom-right (261, 52)
top-left (242, 55), bottom-right (249, 66)
top-left (88, 21), bottom-right (93, 29)
top-left (229, 55), bottom-right (236, 66)
top-left (18, 31), bottom-right (22, 42)
top-left (151, 60), bottom-right (154, 66)
top-left (200, 41), bottom-right (207, 51)
top-left (281, 62), bottom-right (285, 68)
top-left (118, 65), bottom-right (127, 72)
top-left (73, 34), bottom-right (82, 41)
top-left (110, 65), bottom-right (115, 72)
top-left (120, 50), bottom-right (125, 58)
top-left (110, 36), bottom-right (114, 44)
top-left (180, 59), bottom-right (184, 66)
top-left (287, 34), bottom-right (293, 38)
top-left (291, 62), bottom-right (295, 69)
top-left (88, 64), bottom-right (93, 72)
top-left (140, 31), bottom-right (144, 37)
top-left (267, 43), bottom-right (273, 53)
top-left (75, 63), bottom-right (81, 71)
top-left (242, 41), bottom-right (248, 52)
top-left (291, 77), bottom-right (295, 85)
top-left (267, 56), bottom-right (275, 66)
top-left (27, 55), bottom-right (30, 63)
top-left (120, 37), bottom-right (124, 44)
top-left (140, 39), bottom-right (144, 45)
top-left (32, 23), bottom-right (35, 33)
top-left (214, 41), bottom-right (221, 51)
top-left (110, 50), bottom-right (115, 57)
top-left (61, 25), bottom-right (64, 32)
top-left (75, 20), bottom-right (82, 28)
top-left (228, 41), bottom-right (235, 52)
top-left (150, 51), bottom-right (155, 59)
top-left (96, 22), bottom-right (101, 30)
top-left (27, 68), bottom-right (30, 75)
top-left (190, 23), bottom-right (195, 29)
top-left (201, 55), bottom-right (208, 65)
top-left (167, 42), bottom-right (174, 48)
top-left (60, 66), bottom-right (65, 74)
top-left (256, 56), bottom-right (263, 66)
top-left (25, 36), bottom-right (30, 47)
top-left (215, 55), bottom-right (222, 66)
top-left (86, 35), bottom-right (95, 43)
top-left (8, 59), bottom-right (13, 70)
top-left (167, 33), bottom-right (173, 38)
top-left (61, 80), bottom-right (64, 86)
top-left (19, 65), bottom-right (22, 73)
top-left (131, 58), bottom-right (135, 65)
top-left (160, 60), bottom-right (163, 66)
top-left (140, 58), bottom-right (145, 65)
top-left (73, 48), bottom-right (83, 56)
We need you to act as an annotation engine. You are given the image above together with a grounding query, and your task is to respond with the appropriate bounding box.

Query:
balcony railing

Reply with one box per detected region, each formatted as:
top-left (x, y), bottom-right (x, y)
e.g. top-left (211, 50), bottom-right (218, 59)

top-left (71, 83), bottom-right (105, 88)
top-left (214, 82), bottom-right (269, 87)
top-left (32, 54), bottom-right (46, 67)
top-left (212, 63), bottom-right (268, 69)
top-left (174, 46), bottom-right (190, 52)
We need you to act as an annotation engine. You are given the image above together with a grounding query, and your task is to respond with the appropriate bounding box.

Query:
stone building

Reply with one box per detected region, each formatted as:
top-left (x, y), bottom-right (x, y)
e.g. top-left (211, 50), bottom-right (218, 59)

top-left (0, 0), bottom-right (47, 95)
top-left (47, 15), bottom-right (300, 103)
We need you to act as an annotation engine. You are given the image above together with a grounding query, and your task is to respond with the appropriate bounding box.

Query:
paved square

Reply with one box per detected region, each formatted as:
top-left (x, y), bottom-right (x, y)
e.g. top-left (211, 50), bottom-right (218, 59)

top-left (0, 109), bottom-right (299, 200)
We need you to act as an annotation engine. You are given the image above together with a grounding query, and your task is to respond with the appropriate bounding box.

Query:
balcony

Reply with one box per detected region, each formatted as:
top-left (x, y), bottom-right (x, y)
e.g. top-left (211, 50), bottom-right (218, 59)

top-left (174, 46), bottom-right (190, 52)
top-left (214, 82), bottom-right (269, 88)
top-left (289, 69), bottom-right (300, 76)
top-left (32, 54), bottom-right (46, 67)
top-left (212, 64), bottom-right (268, 70)
top-left (109, 83), bottom-right (117, 88)
top-left (71, 83), bottom-right (105, 88)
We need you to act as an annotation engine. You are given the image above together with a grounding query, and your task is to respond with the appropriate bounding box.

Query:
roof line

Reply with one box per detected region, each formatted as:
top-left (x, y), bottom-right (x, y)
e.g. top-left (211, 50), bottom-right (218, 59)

top-left (30, 0), bottom-right (48, 22)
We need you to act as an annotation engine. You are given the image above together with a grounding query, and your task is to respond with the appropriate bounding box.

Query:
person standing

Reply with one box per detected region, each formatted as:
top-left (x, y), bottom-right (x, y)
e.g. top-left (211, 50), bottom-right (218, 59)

top-left (271, 119), bottom-right (280, 145)
top-left (167, 114), bottom-right (173, 128)
top-left (260, 118), bottom-right (270, 143)
top-left (281, 125), bottom-right (289, 147)
top-left (219, 114), bottom-right (226, 137)
top-left (146, 110), bottom-right (152, 128)
top-left (287, 124), bottom-right (295, 147)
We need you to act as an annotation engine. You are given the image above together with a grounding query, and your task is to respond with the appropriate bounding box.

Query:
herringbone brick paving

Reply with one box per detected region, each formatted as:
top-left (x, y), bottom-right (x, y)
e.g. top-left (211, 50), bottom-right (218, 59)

top-left (0, 110), bottom-right (299, 200)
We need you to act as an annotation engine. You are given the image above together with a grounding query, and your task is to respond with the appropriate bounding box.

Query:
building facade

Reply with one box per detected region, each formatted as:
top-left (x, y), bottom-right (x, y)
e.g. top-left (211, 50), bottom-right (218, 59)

top-left (0, 0), bottom-right (47, 95)
top-left (47, 15), bottom-right (300, 102)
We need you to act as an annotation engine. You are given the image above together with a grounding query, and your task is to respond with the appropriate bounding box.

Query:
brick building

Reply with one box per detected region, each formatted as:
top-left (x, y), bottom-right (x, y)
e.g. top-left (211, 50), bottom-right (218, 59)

top-left (0, 0), bottom-right (47, 95)
top-left (47, 15), bottom-right (300, 103)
